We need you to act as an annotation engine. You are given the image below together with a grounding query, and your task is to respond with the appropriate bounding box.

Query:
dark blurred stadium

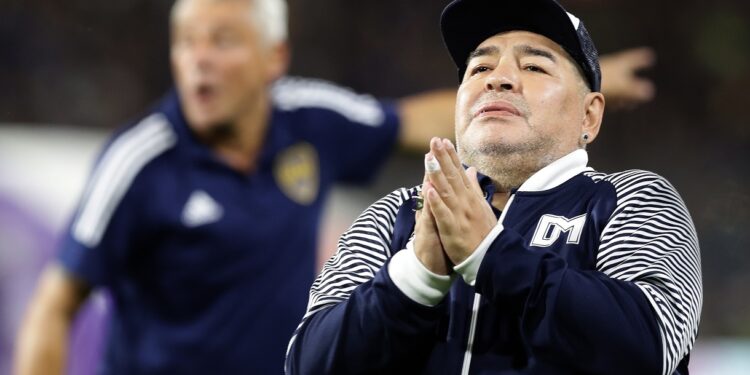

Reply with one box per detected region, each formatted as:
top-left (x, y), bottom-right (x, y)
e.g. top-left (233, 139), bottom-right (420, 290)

top-left (1, 0), bottom-right (749, 373)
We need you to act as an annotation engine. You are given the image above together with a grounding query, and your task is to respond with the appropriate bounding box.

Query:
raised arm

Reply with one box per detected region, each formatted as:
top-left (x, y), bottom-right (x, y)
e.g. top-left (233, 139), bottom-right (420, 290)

top-left (397, 89), bottom-right (457, 152)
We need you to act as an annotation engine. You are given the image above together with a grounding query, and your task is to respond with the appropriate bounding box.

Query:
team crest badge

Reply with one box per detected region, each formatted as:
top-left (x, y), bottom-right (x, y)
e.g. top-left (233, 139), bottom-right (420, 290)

top-left (273, 142), bottom-right (319, 205)
top-left (530, 214), bottom-right (586, 247)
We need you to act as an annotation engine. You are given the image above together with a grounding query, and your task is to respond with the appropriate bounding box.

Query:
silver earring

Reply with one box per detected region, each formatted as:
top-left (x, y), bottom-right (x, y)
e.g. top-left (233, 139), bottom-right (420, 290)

top-left (582, 133), bottom-right (590, 142)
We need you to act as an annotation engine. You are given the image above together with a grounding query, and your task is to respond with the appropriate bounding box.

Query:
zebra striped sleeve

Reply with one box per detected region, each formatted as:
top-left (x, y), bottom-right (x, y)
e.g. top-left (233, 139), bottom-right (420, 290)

top-left (286, 187), bottom-right (415, 366)
top-left (595, 170), bottom-right (702, 375)
top-left (301, 187), bottom-right (415, 319)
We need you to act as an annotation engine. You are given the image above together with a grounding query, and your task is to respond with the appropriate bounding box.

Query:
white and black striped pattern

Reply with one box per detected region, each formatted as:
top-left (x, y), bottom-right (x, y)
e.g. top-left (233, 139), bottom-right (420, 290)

top-left (588, 170), bottom-right (702, 375)
top-left (290, 169), bottom-right (701, 374)
top-left (72, 113), bottom-right (177, 247)
top-left (303, 186), bottom-right (415, 318)
top-left (286, 187), bottom-right (415, 360)
top-left (271, 77), bottom-right (386, 127)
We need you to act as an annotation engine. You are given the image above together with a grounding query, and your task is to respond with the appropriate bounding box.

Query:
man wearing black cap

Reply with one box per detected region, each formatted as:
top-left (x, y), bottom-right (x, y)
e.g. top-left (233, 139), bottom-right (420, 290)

top-left (285, 0), bottom-right (701, 374)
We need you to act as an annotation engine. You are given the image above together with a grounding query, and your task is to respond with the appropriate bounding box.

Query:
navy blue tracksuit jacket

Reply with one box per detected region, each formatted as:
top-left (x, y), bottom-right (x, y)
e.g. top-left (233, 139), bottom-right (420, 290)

top-left (286, 150), bottom-right (701, 375)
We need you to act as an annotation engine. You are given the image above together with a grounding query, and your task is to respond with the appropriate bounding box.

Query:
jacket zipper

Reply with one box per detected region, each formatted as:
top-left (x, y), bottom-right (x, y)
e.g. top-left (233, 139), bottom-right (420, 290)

top-left (459, 194), bottom-right (516, 375)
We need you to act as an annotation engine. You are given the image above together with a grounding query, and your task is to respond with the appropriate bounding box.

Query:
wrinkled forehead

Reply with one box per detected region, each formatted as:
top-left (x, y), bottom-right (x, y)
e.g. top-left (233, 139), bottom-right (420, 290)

top-left (471, 30), bottom-right (588, 86)
top-left (472, 31), bottom-right (572, 62)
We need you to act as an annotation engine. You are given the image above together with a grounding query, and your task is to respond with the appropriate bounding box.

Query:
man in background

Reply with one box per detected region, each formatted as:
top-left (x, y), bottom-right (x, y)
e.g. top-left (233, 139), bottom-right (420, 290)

top-left (13, 0), bottom-right (456, 373)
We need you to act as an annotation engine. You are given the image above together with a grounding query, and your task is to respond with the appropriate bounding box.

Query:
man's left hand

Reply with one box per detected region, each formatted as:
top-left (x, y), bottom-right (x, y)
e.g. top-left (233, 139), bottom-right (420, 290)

top-left (423, 138), bottom-right (497, 265)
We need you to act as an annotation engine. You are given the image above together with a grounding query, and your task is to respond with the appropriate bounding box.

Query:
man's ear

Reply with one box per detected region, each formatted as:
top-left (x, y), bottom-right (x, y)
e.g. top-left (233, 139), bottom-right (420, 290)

top-left (581, 91), bottom-right (605, 144)
top-left (265, 41), bottom-right (290, 83)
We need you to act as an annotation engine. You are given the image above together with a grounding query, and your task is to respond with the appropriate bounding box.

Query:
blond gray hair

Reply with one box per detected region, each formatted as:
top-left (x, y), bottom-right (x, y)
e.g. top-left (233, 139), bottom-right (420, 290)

top-left (171, 0), bottom-right (288, 45)
top-left (251, 0), bottom-right (287, 44)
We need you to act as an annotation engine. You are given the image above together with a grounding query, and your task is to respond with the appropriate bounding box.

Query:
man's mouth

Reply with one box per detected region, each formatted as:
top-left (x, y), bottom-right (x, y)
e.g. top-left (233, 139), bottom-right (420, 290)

top-left (193, 83), bottom-right (216, 103)
top-left (473, 100), bottom-right (521, 118)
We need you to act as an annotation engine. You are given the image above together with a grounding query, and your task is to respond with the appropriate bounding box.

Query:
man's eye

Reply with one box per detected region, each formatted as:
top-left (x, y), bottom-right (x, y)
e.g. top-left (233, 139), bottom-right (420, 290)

top-left (215, 33), bottom-right (239, 47)
top-left (172, 36), bottom-right (193, 49)
top-left (524, 65), bottom-right (547, 73)
top-left (470, 66), bottom-right (490, 76)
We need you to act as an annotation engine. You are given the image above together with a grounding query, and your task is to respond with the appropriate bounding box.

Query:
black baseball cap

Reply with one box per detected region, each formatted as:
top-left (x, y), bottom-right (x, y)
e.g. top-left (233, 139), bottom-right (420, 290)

top-left (440, 0), bottom-right (601, 92)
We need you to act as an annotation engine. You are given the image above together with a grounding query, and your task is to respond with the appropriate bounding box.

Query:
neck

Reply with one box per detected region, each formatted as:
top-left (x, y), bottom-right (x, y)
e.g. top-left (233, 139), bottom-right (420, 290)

top-left (467, 147), bottom-right (567, 207)
top-left (212, 93), bottom-right (271, 173)
top-left (486, 147), bottom-right (585, 210)
top-left (476, 152), bottom-right (542, 198)
top-left (491, 190), bottom-right (512, 210)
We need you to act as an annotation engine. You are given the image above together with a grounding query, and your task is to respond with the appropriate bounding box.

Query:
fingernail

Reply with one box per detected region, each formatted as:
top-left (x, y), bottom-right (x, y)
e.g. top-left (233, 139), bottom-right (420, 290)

top-left (433, 137), bottom-right (443, 150)
top-left (444, 139), bottom-right (454, 150)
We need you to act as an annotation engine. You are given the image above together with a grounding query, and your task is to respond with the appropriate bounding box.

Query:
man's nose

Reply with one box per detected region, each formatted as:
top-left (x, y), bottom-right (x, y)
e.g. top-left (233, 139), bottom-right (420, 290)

top-left (189, 43), bottom-right (214, 73)
top-left (484, 61), bottom-right (520, 92)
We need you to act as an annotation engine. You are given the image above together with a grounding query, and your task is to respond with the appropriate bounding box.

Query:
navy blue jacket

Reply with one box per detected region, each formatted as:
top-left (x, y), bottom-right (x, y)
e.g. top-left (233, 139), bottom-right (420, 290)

top-left (286, 150), bottom-right (701, 375)
top-left (58, 77), bottom-right (399, 374)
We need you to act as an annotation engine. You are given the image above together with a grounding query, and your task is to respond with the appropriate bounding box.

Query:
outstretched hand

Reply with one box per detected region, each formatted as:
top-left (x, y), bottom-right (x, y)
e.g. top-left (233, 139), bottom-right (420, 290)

top-left (600, 47), bottom-right (657, 110)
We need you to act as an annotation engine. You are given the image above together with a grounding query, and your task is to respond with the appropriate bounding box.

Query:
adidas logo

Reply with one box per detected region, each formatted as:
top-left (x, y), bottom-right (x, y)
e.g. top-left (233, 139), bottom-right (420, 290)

top-left (181, 190), bottom-right (223, 227)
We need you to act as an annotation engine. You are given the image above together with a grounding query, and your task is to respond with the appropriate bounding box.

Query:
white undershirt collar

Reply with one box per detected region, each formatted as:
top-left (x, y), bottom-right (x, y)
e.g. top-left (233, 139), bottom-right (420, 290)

top-left (517, 149), bottom-right (591, 192)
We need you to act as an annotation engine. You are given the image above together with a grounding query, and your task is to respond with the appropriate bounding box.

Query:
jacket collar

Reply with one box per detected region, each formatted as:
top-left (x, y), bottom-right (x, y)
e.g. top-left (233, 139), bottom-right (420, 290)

top-left (517, 149), bottom-right (591, 192)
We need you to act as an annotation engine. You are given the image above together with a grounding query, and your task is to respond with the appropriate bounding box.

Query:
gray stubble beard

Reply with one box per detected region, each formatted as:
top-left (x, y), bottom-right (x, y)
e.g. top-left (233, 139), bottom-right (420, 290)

top-left (458, 136), bottom-right (558, 193)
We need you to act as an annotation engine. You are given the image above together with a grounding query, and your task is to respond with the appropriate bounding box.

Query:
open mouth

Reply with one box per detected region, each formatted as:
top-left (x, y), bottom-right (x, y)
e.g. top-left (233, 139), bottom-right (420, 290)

top-left (194, 83), bottom-right (216, 103)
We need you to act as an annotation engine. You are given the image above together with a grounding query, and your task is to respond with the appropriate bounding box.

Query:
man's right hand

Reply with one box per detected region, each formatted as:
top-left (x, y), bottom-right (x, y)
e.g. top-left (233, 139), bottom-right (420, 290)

top-left (13, 265), bottom-right (90, 375)
top-left (414, 174), bottom-right (453, 276)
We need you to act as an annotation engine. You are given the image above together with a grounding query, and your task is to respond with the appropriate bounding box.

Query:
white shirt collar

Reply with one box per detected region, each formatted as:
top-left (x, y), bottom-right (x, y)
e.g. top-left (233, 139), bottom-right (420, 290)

top-left (517, 149), bottom-right (591, 192)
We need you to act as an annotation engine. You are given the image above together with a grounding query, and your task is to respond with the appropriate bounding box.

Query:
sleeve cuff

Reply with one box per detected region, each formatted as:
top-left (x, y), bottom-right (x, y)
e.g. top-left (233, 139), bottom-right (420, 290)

top-left (388, 239), bottom-right (455, 306)
top-left (454, 223), bottom-right (504, 286)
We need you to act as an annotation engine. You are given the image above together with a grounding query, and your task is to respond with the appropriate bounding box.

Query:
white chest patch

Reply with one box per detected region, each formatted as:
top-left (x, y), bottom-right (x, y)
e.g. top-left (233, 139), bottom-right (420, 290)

top-left (530, 214), bottom-right (586, 247)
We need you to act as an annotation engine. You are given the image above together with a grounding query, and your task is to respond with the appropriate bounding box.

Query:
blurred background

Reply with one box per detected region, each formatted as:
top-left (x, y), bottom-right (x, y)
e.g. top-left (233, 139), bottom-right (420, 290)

top-left (1, 0), bottom-right (749, 374)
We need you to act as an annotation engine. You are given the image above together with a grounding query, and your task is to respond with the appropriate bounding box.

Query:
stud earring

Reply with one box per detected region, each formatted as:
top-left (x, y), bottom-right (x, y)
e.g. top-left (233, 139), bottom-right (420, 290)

top-left (582, 133), bottom-right (590, 142)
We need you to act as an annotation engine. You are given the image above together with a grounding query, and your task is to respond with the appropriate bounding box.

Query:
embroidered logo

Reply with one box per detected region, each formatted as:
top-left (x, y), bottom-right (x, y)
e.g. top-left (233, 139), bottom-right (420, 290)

top-left (181, 190), bottom-right (224, 227)
top-left (273, 142), bottom-right (319, 205)
top-left (530, 214), bottom-right (586, 247)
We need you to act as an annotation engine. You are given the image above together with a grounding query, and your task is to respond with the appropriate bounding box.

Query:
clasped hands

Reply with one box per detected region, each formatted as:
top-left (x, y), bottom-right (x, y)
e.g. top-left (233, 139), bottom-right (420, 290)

top-left (414, 137), bottom-right (497, 276)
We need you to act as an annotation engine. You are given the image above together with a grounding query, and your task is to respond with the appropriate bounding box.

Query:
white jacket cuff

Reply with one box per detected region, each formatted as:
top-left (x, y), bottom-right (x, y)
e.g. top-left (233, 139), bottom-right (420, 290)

top-left (388, 240), bottom-right (454, 306)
